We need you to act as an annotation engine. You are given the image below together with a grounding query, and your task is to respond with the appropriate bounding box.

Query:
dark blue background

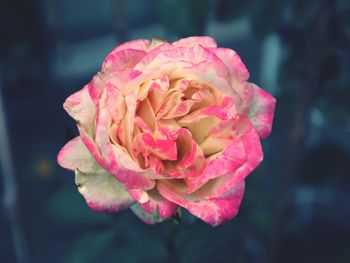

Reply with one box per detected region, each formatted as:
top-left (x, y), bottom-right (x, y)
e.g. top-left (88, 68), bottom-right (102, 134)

top-left (1, 0), bottom-right (350, 262)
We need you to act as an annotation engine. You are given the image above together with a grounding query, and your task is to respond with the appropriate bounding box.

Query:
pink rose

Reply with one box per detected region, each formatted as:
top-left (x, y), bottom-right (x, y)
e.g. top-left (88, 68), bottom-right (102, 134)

top-left (57, 36), bottom-right (275, 226)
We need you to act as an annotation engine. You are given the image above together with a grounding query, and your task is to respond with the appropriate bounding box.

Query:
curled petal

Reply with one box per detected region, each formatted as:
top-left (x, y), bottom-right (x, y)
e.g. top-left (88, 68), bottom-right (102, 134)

top-left (211, 48), bottom-right (250, 82)
top-left (178, 107), bottom-right (225, 144)
top-left (106, 83), bottom-right (126, 124)
top-left (196, 127), bottom-right (262, 199)
top-left (158, 181), bottom-right (245, 226)
top-left (136, 98), bottom-right (157, 131)
top-left (136, 45), bottom-right (231, 93)
top-left (57, 136), bottom-right (96, 173)
top-left (87, 73), bottom-right (105, 106)
top-left (77, 111), bottom-right (155, 190)
top-left (238, 83), bottom-right (276, 138)
top-left (102, 49), bottom-right (147, 72)
top-left (94, 107), bottom-right (155, 190)
top-left (200, 137), bottom-right (233, 156)
top-left (107, 39), bottom-right (150, 54)
top-left (137, 76), bottom-right (169, 102)
top-left (78, 125), bottom-right (107, 169)
top-left (63, 86), bottom-right (96, 135)
top-left (75, 168), bottom-right (134, 213)
top-left (172, 36), bottom-right (217, 48)
top-left (184, 136), bottom-right (246, 193)
top-left (182, 118), bottom-right (262, 195)
top-left (134, 133), bottom-right (177, 161)
top-left (159, 95), bottom-right (195, 120)
top-left (171, 130), bottom-right (206, 179)
top-left (129, 189), bottom-right (178, 219)
top-left (130, 203), bottom-right (164, 224)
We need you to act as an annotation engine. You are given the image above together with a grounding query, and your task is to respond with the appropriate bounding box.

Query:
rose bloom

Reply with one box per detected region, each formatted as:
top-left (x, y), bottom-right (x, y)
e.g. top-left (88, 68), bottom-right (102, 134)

top-left (57, 36), bottom-right (275, 226)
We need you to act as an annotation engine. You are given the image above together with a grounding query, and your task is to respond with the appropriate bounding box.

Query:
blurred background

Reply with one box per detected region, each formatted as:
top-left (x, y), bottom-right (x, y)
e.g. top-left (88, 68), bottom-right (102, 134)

top-left (0, 0), bottom-right (349, 262)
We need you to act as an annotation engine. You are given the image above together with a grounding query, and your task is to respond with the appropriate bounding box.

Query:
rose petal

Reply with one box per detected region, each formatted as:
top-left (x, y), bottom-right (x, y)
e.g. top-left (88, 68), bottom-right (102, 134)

top-left (194, 122), bottom-right (263, 199)
top-left (130, 203), bottom-right (165, 224)
top-left (136, 98), bottom-right (157, 131)
top-left (158, 181), bottom-right (245, 226)
top-left (87, 73), bottom-right (105, 106)
top-left (134, 133), bottom-right (177, 161)
top-left (161, 96), bottom-right (195, 120)
top-left (106, 83), bottom-right (126, 124)
top-left (170, 59), bottom-right (235, 98)
top-left (189, 88), bottom-right (216, 112)
top-left (57, 136), bottom-right (96, 173)
top-left (175, 130), bottom-right (206, 178)
top-left (178, 105), bottom-right (229, 124)
top-left (148, 83), bottom-right (168, 113)
top-left (211, 48), bottom-right (250, 82)
top-left (184, 135), bottom-right (246, 193)
top-left (137, 76), bottom-right (169, 102)
top-left (93, 107), bottom-right (155, 190)
top-left (102, 49), bottom-right (147, 72)
top-left (200, 137), bottom-right (233, 156)
top-left (129, 189), bottom-right (178, 218)
top-left (78, 125), bottom-right (107, 168)
top-left (172, 36), bottom-right (217, 48)
top-left (238, 83), bottom-right (276, 138)
top-left (178, 107), bottom-right (225, 144)
top-left (174, 118), bottom-right (262, 195)
top-left (107, 39), bottom-right (150, 54)
top-left (75, 167), bottom-right (134, 213)
top-left (136, 46), bottom-right (231, 94)
top-left (63, 86), bottom-right (96, 135)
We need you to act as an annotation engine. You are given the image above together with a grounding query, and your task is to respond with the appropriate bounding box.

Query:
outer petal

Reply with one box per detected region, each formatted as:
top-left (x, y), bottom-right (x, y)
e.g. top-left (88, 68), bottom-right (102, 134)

top-left (87, 73), bottom-right (105, 106)
top-left (78, 125), bottom-right (108, 169)
top-left (158, 181), bottom-right (245, 226)
top-left (105, 83), bottom-right (126, 124)
top-left (57, 136), bottom-right (95, 173)
top-left (170, 60), bottom-right (235, 98)
top-left (63, 86), bottom-right (96, 135)
top-left (172, 36), bottom-right (217, 48)
top-left (130, 203), bottom-right (165, 224)
top-left (238, 83), bottom-right (276, 139)
top-left (102, 49), bottom-right (147, 72)
top-left (128, 189), bottom-right (178, 219)
top-left (107, 39), bottom-right (150, 54)
top-left (210, 48), bottom-right (250, 82)
top-left (58, 137), bottom-right (135, 213)
top-left (135, 45), bottom-right (234, 98)
top-left (75, 168), bottom-right (134, 213)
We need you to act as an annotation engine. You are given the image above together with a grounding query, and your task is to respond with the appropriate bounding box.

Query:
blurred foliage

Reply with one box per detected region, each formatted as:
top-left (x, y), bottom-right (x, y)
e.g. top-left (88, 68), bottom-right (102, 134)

top-left (64, 229), bottom-right (117, 263)
top-left (46, 185), bottom-right (112, 226)
top-left (215, 0), bottom-right (255, 22)
top-left (300, 144), bottom-right (350, 186)
top-left (156, 0), bottom-right (214, 36)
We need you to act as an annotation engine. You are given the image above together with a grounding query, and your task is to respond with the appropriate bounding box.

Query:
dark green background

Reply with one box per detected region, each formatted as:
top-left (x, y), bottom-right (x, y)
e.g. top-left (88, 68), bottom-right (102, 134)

top-left (1, 0), bottom-right (350, 262)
